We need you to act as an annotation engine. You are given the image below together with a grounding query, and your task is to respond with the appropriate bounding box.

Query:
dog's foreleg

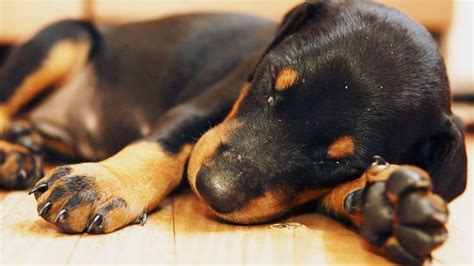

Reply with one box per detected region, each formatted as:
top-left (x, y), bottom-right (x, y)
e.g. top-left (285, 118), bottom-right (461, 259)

top-left (29, 57), bottom-right (253, 233)
top-left (319, 158), bottom-right (449, 265)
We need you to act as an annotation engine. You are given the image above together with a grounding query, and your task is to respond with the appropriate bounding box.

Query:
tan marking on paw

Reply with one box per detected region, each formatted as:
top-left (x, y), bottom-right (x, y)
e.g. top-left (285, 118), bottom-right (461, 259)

top-left (100, 141), bottom-right (193, 211)
top-left (366, 164), bottom-right (430, 185)
top-left (275, 68), bottom-right (298, 91)
top-left (34, 141), bottom-right (193, 233)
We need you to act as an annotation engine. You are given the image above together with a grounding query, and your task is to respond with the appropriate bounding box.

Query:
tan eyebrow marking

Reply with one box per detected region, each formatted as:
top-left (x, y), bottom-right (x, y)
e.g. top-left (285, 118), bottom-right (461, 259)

top-left (327, 136), bottom-right (355, 159)
top-left (274, 68), bottom-right (298, 91)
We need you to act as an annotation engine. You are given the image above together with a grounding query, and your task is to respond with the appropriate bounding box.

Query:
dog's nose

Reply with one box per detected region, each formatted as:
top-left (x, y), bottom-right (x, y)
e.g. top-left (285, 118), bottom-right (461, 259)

top-left (195, 166), bottom-right (247, 214)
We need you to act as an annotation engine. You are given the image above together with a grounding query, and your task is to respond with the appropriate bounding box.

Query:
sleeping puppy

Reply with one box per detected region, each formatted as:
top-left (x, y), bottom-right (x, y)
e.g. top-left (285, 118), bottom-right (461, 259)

top-left (0, 1), bottom-right (466, 264)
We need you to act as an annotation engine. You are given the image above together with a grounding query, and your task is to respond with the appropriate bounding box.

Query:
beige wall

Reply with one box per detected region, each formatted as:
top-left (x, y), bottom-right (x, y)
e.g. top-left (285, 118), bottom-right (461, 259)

top-left (0, 0), bottom-right (85, 42)
top-left (93, 0), bottom-right (300, 23)
top-left (376, 0), bottom-right (452, 32)
top-left (445, 1), bottom-right (473, 95)
top-left (0, 0), bottom-right (453, 43)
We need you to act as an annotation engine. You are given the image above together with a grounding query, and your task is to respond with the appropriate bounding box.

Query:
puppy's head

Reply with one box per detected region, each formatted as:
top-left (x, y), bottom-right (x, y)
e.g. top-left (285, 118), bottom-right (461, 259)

top-left (187, 2), bottom-right (372, 223)
top-left (188, 1), bottom-right (437, 222)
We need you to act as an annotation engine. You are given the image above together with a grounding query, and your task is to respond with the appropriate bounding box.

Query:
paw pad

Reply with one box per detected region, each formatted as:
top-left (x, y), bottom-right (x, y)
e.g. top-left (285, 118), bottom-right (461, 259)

top-left (361, 164), bottom-right (449, 265)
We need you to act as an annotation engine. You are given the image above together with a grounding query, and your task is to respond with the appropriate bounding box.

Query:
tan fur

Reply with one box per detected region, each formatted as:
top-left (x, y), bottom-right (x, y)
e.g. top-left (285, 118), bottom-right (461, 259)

top-left (274, 68), bottom-right (298, 91)
top-left (100, 141), bottom-right (193, 211)
top-left (212, 187), bottom-right (328, 224)
top-left (320, 175), bottom-right (366, 227)
top-left (0, 140), bottom-right (31, 180)
top-left (0, 40), bottom-right (90, 133)
top-left (187, 119), bottom-right (243, 193)
top-left (366, 164), bottom-right (404, 183)
top-left (386, 191), bottom-right (398, 205)
top-left (225, 82), bottom-right (251, 120)
top-left (214, 188), bottom-right (288, 224)
top-left (0, 140), bottom-right (29, 154)
top-left (0, 106), bottom-right (10, 133)
top-left (37, 141), bottom-right (193, 232)
top-left (384, 236), bottom-right (399, 250)
top-left (320, 162), bottom-right (405, 227)
top-left (295, 188), bottom-right (330, 205)
top-left (43, 138), bottom-right (76, 157)
top-left (188, 82), bottom-right (250, 190)
top-left (327, 136), bottom-right (355, 159)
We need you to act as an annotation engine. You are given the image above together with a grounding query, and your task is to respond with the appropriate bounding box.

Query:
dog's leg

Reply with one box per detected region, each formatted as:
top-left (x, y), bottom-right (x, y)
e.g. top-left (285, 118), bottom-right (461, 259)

top-left (32, 142), bottom-right (193, 234)
top-left (30, 58), bottom-right (252, 233)
top-left (0, 20), bottom-right (98, 188)
top-left (0, 20), bottom-right (97, 130)
top-left (0, 120), bottom-right (45, 188)
top-left (319, 158), bottom-right (449, 265)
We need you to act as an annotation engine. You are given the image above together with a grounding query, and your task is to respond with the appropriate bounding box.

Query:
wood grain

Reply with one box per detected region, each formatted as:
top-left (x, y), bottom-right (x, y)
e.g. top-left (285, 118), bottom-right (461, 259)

top-left (1, 134), bottom-right (472, 264)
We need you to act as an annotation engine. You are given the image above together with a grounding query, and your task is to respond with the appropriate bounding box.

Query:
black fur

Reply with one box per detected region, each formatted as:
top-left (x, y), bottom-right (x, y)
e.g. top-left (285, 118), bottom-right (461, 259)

top-left (1, 0), bottom-right (465, 217)
top-left (0, 20), bottom-right (100, 102)
top-left (194, 1), bottom-right (466, 208)
top-left (0, 1), bottom-right (467, 263)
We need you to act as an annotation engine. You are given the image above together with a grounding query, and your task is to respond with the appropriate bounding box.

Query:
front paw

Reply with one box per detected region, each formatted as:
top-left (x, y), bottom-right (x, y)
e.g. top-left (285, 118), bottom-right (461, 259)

top-left (0, 120), bottom-right (44, 189)
top-left (360, 166), bottom-right (448, 265)
top-left (0, 140), bottom-right (43, 188)
top-left (30, 164), bottom-right (147, 234)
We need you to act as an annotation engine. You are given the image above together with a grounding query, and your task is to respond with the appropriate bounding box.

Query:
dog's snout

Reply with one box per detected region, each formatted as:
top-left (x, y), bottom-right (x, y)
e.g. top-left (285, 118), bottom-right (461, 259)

top-left (195, 166), bottom-right (247, 214)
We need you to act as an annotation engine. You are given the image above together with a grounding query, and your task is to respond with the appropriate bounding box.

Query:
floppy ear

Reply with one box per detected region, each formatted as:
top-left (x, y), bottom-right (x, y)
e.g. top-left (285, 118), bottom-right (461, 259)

top-left (247, 1), bottom-right (325, 81)
top-left (416, 113), bottom-right (467, 202)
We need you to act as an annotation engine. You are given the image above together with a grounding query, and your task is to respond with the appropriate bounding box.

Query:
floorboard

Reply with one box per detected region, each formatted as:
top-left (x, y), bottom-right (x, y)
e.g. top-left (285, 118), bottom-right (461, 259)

top-left (1, 134), bottom-right (472, 265)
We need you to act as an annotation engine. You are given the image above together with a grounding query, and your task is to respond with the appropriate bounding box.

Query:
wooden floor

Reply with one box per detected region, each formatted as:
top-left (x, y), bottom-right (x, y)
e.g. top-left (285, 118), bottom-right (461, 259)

top-left (1, 135), bottom-right (472, 265)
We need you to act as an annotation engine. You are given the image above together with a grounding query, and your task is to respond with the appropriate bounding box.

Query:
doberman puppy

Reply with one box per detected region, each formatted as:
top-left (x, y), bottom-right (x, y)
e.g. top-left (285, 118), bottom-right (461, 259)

top-left (0, 1), bottom-right (467, 264)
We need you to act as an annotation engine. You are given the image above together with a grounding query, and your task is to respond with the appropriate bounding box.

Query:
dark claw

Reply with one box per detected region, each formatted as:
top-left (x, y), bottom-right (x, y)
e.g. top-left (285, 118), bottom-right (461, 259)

top-left (372, 155), bottom-right (388, 166)
top-left (267, 96), bottom-right (275, 107)
top-left (10, 122), bottom-right (31, 136)
top-left (344, 189), bottom-right (364, 215)
top-left (38, 201), bottom-right (52, 216)
top-left (367, 156), bottom-right (390, 182)
top-left (87, 214), bottom-right (103, 233)
top-left (139, 211), bottom-right (148, 226)
top-left (54, 209), bottom-right (68, 223)
top-left (28, 183), bottom-right (48, 195)
top-left (17, 136), bottom-right (40, 152)
top-left (132, 210), bottom-right (148, 226)
top-left (38, 168), bottom-right (45, 178)
top-left (18, 169), bottom-right (28, 180)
